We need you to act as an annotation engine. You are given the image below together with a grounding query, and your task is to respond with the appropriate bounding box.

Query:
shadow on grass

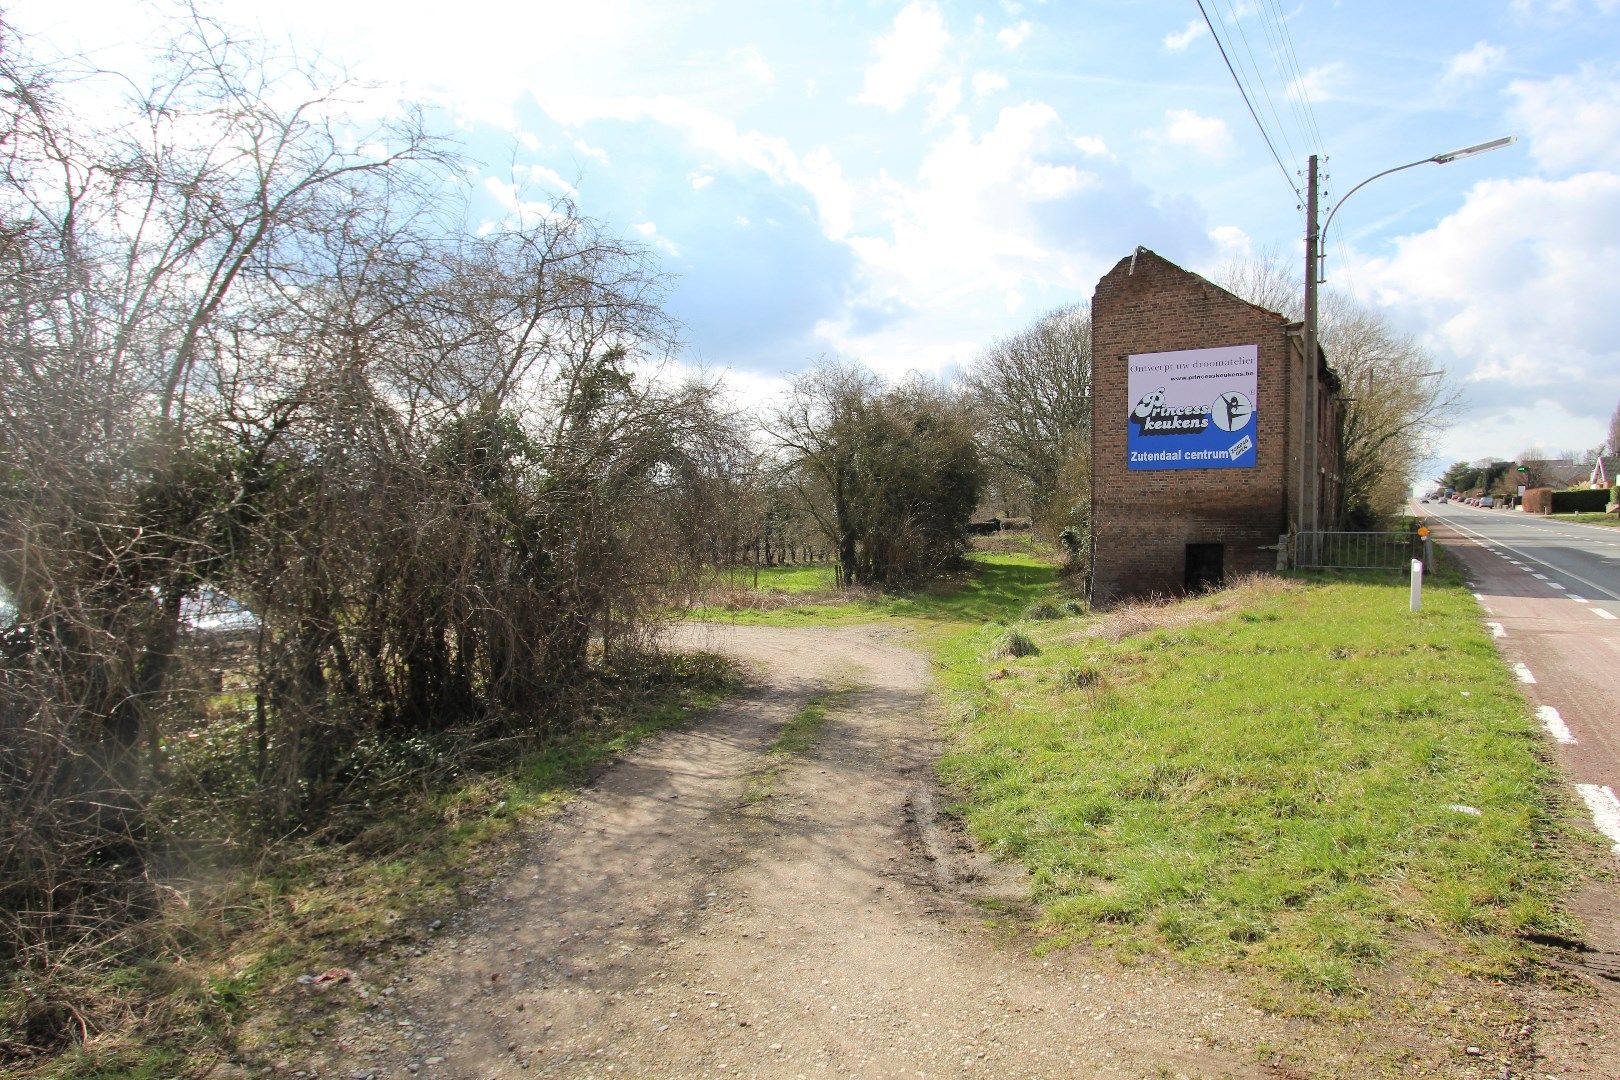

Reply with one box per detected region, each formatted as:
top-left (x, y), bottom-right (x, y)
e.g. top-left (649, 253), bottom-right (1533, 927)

top-left (882, 555), bottom-right (1062, 622)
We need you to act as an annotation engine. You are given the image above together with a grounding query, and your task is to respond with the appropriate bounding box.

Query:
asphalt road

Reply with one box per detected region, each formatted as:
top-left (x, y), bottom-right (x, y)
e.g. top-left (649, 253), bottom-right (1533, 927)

top-left (1415, 500), bottom-right (1620, 857)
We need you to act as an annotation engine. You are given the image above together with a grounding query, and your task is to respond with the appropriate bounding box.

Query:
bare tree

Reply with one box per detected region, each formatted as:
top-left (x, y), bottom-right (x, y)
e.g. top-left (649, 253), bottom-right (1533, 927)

top-left (1218, 256), bottom-right (1458, 524)
top-left (960, 304), bottom-right (1092, 534)
top-left (768, 365), bottom-right (981, 586)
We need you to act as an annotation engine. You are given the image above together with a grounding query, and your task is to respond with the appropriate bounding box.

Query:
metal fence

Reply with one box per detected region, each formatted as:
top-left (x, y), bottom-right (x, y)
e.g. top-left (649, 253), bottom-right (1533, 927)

top-left (1290, 530), bottom-right (1422, 571)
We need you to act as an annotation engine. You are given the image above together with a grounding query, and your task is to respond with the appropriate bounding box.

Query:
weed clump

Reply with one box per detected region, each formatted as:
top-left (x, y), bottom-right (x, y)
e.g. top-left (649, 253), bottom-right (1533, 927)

top-left (989, 627), bottom-right (1039, 659)
top-left (1024, 600), bottom-right (1065, 620)
top-left (1058, 661), bottom-right (1101, 689)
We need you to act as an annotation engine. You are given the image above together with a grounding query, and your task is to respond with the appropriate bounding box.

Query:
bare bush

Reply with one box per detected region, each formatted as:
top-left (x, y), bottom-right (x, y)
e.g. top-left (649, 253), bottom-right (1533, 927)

top-left (0, 10), bottom-right (739, 998)
top-left (768, 364), bottom-right (983, 587)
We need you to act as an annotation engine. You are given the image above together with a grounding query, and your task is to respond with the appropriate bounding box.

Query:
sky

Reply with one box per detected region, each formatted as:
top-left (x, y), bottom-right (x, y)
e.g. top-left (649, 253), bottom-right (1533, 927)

top-left (10, 0), bottom-right (1620, 479)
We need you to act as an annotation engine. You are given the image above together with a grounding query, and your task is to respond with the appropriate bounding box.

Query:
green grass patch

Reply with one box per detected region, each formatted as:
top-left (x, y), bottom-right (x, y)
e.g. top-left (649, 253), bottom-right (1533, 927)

top-left (692, 551), bottom-right (1062, 626)
top-left (768, 688), bottom-right (849, 757)
top-left (1545, 511), bottom-right (1619, 527)
top-left (744, 688), bottom-right (852, 804)
top-left (714, 563), bottom-right (839, 593)
top-left (937, 568), bottom-right (1594, 996)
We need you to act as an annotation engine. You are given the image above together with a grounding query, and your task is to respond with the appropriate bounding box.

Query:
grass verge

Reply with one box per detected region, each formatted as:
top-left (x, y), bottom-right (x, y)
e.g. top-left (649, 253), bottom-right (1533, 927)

top-left (1544, 511), bottom-right (1619, 527)
top-left (935, 566), bottom-right (1596, 1000)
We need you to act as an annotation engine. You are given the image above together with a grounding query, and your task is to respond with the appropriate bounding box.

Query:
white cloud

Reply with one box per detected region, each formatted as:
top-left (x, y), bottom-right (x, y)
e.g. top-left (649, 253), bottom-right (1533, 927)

top-left (481, 175), bottom-right (568, 230)
top-left (543, 94), bottom-right (856, 239)
top-left (689, 172), bottom-right (715, 190)
top-left (632, 220), bottom-right (679, 256)
top-left (1287, 62), bottom-right (1348, 103)
top-left (972, 71), bottom-right (1009, 98)
top-left (519, 163), bottom-right (579, 196)
top-left (997, 20), bottom-right (1033, 51)
top-left (1208, 225), bottom-right (1253, 263)
top-left (822, 102), bottom-right (1113, 378)
top-left (730, 45), bottom-right (775, 85)
top-left (856, 1), bottom-right (951, 111)
top-left (1358, 173), bottom-right (1620, 400)
top-left (1163, 18), bottom-right (1207, 52)
top-left (1428, 400), bottom-right (1604, 473)
top-left (1157, 109), bottom-right (1234, 159)
top-left (1071, 135), bottom-right (1114, 160)
top-left (1445, 41), bottom-right (1506, 81)
top-left (572, 139), bottom-right (611, 163)
top-left (927, 77), bottom-right (965, 126)
top-left (1510, 66), bottom-right (1620, 173)
top-left (1353, 172), bottom-right (1620, 463)
top-left (1020, 164), bottom-right (1095, 200)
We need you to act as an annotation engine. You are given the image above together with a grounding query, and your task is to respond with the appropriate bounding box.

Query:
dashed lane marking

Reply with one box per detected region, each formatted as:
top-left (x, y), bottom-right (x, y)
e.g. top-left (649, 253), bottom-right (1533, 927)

top-left (1595, 608), bottom-right (1618, 621)
top-left (1429, 514), bottom-right (1620, 601)
top-left (1486, 622), bottom-right (1505, 638)
top-left (1539, 706), bottom-right (1576, 745)
top-left (1550, 582), bottom-right (1566, 590)
top-left (1576, 784), bottom-right (1620, 856)
top-left (1570, 595), bottom-right (1588, 602)
top-left (1513, 663), bottom-right (1536, 684)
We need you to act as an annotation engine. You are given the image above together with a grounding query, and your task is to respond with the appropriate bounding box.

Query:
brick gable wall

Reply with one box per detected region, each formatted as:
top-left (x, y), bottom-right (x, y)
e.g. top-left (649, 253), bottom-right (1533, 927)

top-left (1089, 249), bottom-right (1303, 604)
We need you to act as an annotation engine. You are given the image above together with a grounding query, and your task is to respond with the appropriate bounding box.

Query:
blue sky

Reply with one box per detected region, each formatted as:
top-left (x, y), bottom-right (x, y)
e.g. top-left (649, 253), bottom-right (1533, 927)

top-left (14, 0), bottom-right (1620, 473)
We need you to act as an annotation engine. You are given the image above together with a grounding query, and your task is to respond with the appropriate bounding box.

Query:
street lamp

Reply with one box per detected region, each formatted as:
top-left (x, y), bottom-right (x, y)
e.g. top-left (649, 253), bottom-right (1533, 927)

top-left (1318, 136), bottom-right (1516, 283)
top-left (1297, 136), bottom-right (1515, 534)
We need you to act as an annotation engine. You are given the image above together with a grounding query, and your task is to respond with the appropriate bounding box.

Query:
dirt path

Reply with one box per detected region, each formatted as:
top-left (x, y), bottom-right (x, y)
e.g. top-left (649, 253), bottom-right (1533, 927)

top-left (305, 622), bottom-right (1296, 1079)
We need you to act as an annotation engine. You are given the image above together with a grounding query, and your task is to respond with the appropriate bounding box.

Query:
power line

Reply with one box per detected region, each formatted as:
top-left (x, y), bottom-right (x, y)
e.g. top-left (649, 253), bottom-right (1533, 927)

top-left (1217, 0), bottom-right (1302, 170)
top-left (1260, 0), bottom-right (1325, 156)
top-left (1195, 0), bottom-right (1300, 199)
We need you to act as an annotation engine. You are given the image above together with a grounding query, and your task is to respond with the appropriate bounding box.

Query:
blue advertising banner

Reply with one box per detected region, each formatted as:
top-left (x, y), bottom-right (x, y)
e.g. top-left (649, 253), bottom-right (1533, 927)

top-left (1126, 344), bottom-right (1258, 471)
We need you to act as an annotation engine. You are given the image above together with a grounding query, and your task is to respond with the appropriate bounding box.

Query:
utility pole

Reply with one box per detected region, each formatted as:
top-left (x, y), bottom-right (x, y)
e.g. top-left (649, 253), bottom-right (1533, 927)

top-left (1302, 153), bottom-right (1321, 534)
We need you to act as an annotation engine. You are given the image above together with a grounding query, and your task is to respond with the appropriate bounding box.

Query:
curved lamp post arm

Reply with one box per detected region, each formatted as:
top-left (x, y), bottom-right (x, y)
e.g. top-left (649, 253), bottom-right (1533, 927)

top-left (1318, 135), bottom-right (1516, 282)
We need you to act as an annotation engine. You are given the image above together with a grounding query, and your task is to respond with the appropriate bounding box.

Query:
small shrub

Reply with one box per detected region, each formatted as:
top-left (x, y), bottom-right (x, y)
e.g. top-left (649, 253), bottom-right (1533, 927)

top-left (1061, 598), bottom-right (1086, 616)
top-left (1024, 600), bottom-right (1064, 620)
top-left (1059, 662), bottom-right (1100, 689)
top-left (989, 627), bottom-right (1039, 659)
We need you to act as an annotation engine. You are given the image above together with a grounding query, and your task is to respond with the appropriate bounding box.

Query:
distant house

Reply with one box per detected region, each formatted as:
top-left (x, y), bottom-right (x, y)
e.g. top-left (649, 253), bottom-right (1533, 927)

top-left (1591, 455), bottom-right (1620, 490)
top-left (1521, 459), bottom-right (1590, 490)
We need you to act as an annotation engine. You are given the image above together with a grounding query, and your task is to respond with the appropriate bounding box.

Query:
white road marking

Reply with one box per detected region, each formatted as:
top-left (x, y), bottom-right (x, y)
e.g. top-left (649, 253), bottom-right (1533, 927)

top-left (1576, 784), bottom-right (1620, 855)
top-left (1538, 706), bottom-right (1575, 745)
top-left (1594, 608), bottom-right (1617, 621)
top-left (1550, 582), bottom-right (1566, 590)
top-left (1513, 663), bottom-right (1536, 684)
top-left (1569, 595), bottom-right (1588, 602)
top-left (1431, 514), bottom-right (1620, 601)
top-left (1532, 573), bottom-right (1549, 580)
top-left (1486, 621), bottom-right (1505, 638)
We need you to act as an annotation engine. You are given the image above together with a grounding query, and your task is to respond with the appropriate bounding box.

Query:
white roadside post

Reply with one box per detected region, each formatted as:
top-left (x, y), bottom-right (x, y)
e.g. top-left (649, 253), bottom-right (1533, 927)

top-left (1410, 558), bottom-right (1423, 612)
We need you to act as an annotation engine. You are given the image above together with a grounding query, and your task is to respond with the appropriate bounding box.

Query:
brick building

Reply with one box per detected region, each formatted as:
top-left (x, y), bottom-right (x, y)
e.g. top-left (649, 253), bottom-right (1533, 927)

top-left (1089, 248), bottom-right (1342, 605)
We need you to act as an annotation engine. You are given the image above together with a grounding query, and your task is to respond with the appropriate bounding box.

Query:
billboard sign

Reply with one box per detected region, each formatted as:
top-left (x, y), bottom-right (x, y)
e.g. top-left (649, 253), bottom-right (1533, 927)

top-left (1127, 344), bottom-right (1258, 470)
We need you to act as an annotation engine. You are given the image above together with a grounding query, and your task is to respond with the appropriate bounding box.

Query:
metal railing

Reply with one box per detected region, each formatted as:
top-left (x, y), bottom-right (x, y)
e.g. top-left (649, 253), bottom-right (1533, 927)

top-left (1290, 530), bottom-right (1422, 571)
